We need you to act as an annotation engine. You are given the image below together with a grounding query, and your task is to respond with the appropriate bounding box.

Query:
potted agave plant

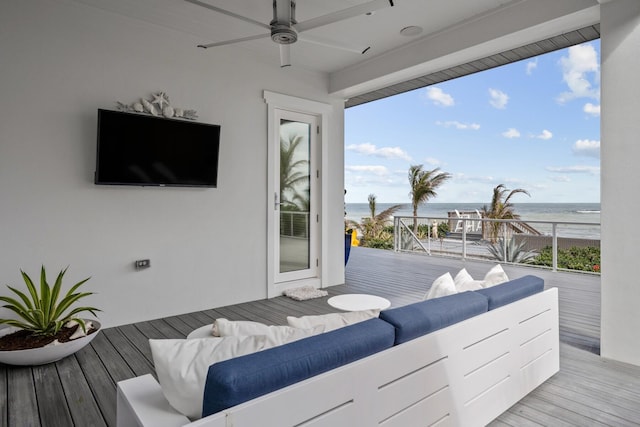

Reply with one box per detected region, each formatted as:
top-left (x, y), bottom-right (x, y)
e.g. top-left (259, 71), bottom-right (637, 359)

top-left (0, 266), bottom-right (101, 366)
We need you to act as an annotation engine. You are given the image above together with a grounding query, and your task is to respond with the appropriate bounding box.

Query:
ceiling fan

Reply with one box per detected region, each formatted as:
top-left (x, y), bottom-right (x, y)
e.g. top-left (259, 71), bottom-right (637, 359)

top-left (185, 0), bottom-right (394, 67)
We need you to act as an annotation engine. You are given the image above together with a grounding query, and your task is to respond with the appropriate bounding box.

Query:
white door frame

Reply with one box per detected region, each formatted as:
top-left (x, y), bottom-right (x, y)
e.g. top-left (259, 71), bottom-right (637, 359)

top-left (264, 91), bottom-right (332, 298)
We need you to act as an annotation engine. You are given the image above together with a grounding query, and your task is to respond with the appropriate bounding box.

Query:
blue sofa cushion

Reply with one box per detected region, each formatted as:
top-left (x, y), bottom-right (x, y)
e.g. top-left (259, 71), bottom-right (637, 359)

top-left (202, 317), bottom-right (395, 417)
top-left (476, 275), bottom-right (544, 310)
top-left (379, 291), bottom-right (489, 345)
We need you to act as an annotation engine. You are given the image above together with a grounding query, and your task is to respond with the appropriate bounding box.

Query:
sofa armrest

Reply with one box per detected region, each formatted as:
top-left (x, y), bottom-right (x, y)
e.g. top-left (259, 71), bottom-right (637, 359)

top-left (117, 374), bottom-right (191, 427)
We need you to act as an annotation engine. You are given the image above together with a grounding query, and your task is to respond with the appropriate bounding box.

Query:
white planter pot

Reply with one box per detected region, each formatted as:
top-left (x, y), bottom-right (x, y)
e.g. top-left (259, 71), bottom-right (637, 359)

top-left (0, 320), bottom-right (101, 366)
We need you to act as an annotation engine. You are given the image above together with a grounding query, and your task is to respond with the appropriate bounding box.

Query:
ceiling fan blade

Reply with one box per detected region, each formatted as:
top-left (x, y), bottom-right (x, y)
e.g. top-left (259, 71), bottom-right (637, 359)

top-left (299, 34), bottom-right (370, 54)
top-left (295, 0), bottom-right (393, 33)
top-left (198, 33), bottom-right (269, 49)
top-left (279, 44), bottom-right (292, 68)
top-left (184, 0), bottom-right (271, 31)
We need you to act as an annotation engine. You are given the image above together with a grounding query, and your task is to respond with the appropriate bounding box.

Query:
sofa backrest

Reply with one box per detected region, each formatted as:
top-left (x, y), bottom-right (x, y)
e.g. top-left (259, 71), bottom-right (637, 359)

top-left (379, 291), bottom-right (489, 345)
top-left (201, 317), bottom-right (395, 417)
top-left (475, 275), bottom-right (544, 310)
top-left (200, 275), bottom-right (546, 418)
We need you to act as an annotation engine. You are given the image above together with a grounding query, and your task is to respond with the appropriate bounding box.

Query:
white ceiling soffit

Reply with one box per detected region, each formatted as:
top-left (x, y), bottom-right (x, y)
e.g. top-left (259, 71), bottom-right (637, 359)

top-left (72, 0), bottom-right (600, 102)
top-left (345, 24), bottom-right (600, 108)
top-left (329, 0), bottom-right (601, 99)
top-left (72, 0), bottom-right (548, 72)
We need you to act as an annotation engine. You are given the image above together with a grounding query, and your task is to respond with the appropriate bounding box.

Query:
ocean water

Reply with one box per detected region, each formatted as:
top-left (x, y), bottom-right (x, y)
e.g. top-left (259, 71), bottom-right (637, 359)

top-left (345, 202), bottom-right (601, 239)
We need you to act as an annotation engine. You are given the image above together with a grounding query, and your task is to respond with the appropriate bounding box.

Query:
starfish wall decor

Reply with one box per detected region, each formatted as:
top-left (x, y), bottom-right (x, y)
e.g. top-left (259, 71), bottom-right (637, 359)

top-left (116, 92), bottom-right (198, 120)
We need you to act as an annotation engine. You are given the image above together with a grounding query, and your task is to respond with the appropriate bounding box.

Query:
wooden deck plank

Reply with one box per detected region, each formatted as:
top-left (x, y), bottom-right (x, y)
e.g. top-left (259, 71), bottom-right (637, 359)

top-left (32, 364), bottom-right (74, 427)
top-left (89, 332), bottom-right (135, 384)
top-left (73, 344), bottom-right (117, 427)
top-left (161, 316), bottom-right (195, 337)
top-left (101, 328), bottom-right (155, 378)
top-left (7, 366), bottom-right (40, 426)
top-left (0, 365), bottom-right (7, 427)
top-left (55, 355), bottom-right (107, 427)
top-left (492, 399), bottom-right (579, 427)
top-left (5, 247), bottom-right (640, 427)
top-left (115, 324), bottom-right (154, 364)
top-left (147, 319), bottom-right (186, 339)
top-left (491, 410), bottom-right (545, 427)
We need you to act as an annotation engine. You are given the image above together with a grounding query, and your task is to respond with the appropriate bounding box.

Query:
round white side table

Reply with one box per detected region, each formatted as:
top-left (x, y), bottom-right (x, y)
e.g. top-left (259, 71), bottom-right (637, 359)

top-left (327, 294), bottom-right (391, 311)
top-left (187, 324), bottom-right (214, 339)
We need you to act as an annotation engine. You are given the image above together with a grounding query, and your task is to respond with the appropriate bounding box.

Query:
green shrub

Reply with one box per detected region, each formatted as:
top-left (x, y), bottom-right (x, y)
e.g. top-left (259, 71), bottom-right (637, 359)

top-left (438, 222), bottom-right (450, 238)
top-left (363, 237), bottom-right (394, 249)
top-left (527, 246), bottom-right (601, 272)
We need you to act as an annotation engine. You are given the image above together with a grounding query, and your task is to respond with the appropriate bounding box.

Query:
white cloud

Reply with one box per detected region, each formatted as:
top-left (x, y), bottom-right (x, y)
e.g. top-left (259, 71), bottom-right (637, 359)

top-left (502, 128), bottom-right (521, 138)
top-left (344, 165), bottom-right (409, 189)
top-left (551, 175), bottom-right (571, 182)
top-left (345, 143), bottom-right (412, 161)
top-left (345, 165), bottom-right (389, 175)
top-left (572, 139), bottom-right (600, 158)
top-left (424, 157), bottom-right (441, 166)
top-left (426, 87), bottom-right (454, 107)
top-left (436, 120), bottom-right (480, 130)
top-left (526, 59), bottom-right (538, 75)
top-left (546, 165), bottom-right (600, 175)
top-left (489, 88), bottom-right (509, 109)
top-left (557, 43), bottom-right (600, 104)
top-left (583, 103), bottom-right (600, 116)
top-left (476, 175), bottom-right (497, 184)
top-left (535, 130), bottom-right (553, 140)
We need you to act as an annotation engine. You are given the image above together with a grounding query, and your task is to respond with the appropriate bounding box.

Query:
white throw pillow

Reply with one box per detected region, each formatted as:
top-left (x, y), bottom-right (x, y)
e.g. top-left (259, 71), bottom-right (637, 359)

top-left (286, 309), bottom-right (379, 332)
top-left (453, 268), bottom-right (485, 291)
top-left (151, 336), bottom-right (269, 419)
top-left (483, 264), bottom-right (509, 287)
top-left (453, 268), bottom-right (473, 287)
top-left (425, 272), bottom-right (457, 300)
top-left (151, 326), bottom-right (322, 420)
top-left (211, 319), bottom-right (267, 337)
top-left (213, 318), bottom-right (325, 341)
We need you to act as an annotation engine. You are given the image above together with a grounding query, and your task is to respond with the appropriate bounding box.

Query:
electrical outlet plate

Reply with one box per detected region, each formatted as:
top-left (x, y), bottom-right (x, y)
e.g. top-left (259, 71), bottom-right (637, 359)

top-left (135, 259), bottom-right (150, 269)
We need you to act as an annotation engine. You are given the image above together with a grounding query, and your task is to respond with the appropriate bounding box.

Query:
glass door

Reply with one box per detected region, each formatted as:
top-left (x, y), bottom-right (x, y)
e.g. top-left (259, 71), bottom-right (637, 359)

top-left (274, 110), bottom-right (318, 283)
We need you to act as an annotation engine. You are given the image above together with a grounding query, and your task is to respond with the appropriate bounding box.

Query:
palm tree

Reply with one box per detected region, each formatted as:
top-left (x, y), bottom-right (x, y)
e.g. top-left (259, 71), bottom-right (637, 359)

top-left (280, 134), bottom-right (309, 210)
top-left (348, 194), bottom-right (401, 247)
top-left (482, 184), bottom-right (530, 242)
top-left (367, 193), bottom-right (377, 218)
top-left (408, 165), bottom-right (451, 232)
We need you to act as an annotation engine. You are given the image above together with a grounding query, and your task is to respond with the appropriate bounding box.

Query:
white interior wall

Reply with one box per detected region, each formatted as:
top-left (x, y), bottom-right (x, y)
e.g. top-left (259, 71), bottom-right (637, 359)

top-left (0, 0), bottom-right (345, 327)
top-left (600, 0), bottom-right (640, 366)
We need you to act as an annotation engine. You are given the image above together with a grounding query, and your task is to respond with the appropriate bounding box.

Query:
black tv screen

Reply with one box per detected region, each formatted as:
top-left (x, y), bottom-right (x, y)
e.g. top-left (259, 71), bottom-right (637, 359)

top-left (95, 109), bottom-right (220, 187)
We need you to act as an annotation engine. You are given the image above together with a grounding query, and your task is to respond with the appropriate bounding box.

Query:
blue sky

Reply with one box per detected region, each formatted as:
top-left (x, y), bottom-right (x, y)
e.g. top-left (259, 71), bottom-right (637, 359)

top-left (344, 40), bottom-right (601, 204)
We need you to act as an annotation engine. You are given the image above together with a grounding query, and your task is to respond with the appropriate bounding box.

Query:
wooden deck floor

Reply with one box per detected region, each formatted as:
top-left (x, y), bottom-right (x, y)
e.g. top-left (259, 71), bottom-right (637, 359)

top-left (2, 247), bottom-right (639, 426)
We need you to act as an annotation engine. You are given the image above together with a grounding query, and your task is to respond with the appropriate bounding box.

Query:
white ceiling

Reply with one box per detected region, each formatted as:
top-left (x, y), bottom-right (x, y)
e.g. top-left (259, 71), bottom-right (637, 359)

top-left (73, 0), bottom-right (522, 73)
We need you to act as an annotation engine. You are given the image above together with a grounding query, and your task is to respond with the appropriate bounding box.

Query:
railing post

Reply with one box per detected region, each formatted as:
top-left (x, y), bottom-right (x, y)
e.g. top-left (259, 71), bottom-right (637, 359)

top-left (502, 222), bottom-right (508, 262)
top-left (394, 217), bottom-right (399, 252)
top-left (461, 219), bottom-right (467, 259)
top-left (552, 223), bottom-right (558, 272)
top-left (427, 219), bottom-right (431, 256)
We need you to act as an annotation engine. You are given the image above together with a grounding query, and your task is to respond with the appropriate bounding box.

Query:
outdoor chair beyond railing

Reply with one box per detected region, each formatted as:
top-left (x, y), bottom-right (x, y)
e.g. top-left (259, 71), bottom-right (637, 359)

top-left (394, 215), bottom-right (601, 273)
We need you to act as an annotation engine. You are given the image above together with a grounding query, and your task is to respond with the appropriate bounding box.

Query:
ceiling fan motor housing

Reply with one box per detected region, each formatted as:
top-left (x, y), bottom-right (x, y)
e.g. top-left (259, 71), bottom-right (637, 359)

top-left (271, 0), bottom-right (297, 44)
top-left (271, 24), bottom-right (297, 44)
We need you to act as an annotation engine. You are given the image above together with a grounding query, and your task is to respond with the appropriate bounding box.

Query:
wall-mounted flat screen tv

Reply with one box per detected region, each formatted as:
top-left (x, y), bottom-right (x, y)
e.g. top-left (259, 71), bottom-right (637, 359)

top-left (95, 109), bottom-right (220, 187)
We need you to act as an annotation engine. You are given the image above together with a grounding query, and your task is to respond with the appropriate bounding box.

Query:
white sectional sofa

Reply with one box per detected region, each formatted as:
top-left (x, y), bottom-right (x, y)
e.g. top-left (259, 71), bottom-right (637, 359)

top-left (117, 275), bottom-right (559, 427)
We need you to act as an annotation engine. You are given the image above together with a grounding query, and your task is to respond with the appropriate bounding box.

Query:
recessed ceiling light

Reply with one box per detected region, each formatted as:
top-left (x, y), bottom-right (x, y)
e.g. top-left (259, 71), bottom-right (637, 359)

top-left (400, 26), bottom-right (423, 37)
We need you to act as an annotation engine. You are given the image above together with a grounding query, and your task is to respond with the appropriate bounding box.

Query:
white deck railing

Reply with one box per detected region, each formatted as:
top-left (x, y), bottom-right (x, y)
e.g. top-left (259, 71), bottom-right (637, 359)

top-left (394, 216), bottom-right (601, 273)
